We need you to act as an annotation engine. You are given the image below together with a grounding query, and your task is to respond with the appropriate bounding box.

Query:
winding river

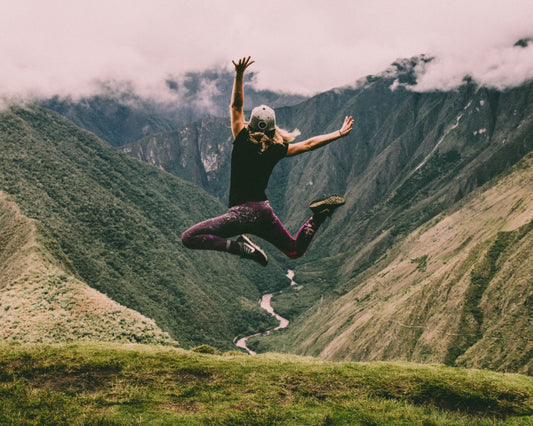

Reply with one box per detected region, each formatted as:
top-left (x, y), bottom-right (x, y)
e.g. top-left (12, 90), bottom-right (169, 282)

top-left (234, 269), bottom-right (297, 355)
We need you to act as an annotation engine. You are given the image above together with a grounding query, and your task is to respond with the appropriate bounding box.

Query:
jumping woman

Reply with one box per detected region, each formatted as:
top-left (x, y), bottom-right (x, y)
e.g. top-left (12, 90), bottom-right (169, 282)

top-left (182, 56), bottom-right (354, 266)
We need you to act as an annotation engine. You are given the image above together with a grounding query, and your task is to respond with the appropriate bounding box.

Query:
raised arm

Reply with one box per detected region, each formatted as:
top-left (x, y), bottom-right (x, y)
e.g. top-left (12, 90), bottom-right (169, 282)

top-left (230, 56), bottom-right (255, 138)
top-left (286, 116), bottom-right (354, 157)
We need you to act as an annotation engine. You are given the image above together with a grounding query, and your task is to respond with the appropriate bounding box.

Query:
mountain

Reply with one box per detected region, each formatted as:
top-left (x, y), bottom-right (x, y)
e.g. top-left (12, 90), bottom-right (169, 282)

top-left (254, 151), bottom-right (533, 374)
top-left (0, 105), bottom-right (287, 349)
top-left (120, 57), bottom-right (533, 373)
top-left (256, 74), bottom-right (533, 374)
top-left (40, 91), bottom-right (177, 148)
top-left (122, 115), bottom-right (233, 202)
top-left (122, 58), bottom-right (533, 256)
top-left (2, 51), bottom-right (532, 372)
top-left (0, 191), bottom-right (176, 345)
top-left (40, 67), bottom-right (307, 147)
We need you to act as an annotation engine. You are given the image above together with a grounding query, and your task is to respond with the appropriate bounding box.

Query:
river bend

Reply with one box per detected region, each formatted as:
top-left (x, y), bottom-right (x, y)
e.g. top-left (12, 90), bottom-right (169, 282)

top-left (234, 269), bottom-right (297, 354)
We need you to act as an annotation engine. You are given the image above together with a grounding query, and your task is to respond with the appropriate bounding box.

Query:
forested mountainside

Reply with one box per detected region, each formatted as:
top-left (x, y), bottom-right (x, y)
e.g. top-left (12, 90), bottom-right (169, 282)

top-left (0, 191), bottom-right (176, 345)
top-left (121, 58), bottom-right (533, 372)
top-left (0, 105), bottom-right (287, 349)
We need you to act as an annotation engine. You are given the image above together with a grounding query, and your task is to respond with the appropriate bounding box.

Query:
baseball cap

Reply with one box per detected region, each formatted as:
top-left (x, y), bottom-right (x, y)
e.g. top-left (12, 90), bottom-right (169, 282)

top-left (249, 105), bottom-right (276, 133)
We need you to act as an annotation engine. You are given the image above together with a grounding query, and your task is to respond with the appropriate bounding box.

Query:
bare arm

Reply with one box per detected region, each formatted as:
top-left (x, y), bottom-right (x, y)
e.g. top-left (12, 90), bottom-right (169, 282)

top-left (286, 116), bottom-right (355, 157)
top-left (230, 56), bottom-right (255, 138)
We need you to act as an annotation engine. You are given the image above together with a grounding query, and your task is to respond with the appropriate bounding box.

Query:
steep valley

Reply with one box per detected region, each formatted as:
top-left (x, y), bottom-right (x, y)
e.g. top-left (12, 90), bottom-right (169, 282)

top-left (0, 105), bottom-right (285, 349)
top-left (1, 56), bottom-right (532, 373)
top-left (120, 62), bottom-right (533, 373)
top-left (254, 151), bottom-right (533, 374)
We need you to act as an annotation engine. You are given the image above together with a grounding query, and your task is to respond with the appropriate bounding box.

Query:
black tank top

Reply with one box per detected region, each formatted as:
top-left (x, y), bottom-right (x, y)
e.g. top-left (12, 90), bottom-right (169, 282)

top-left (228, 128), bottom-right (288, 207)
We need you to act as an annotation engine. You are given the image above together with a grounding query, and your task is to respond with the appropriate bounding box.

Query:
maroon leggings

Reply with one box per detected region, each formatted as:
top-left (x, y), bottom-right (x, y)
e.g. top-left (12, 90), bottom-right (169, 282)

top-left (181, 201), bottom-right (320, 259)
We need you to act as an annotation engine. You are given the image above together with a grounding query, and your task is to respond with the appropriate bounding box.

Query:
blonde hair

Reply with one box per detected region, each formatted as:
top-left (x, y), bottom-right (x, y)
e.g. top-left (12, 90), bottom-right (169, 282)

top-left (247, 124), bottom-right (300, 147)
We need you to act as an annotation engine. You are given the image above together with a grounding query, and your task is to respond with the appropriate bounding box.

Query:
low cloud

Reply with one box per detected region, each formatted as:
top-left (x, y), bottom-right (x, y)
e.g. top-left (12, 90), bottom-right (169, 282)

top-left (1, 0), bottom-right (533, 104)
top-left (411, 39), bottom-right (533, 91)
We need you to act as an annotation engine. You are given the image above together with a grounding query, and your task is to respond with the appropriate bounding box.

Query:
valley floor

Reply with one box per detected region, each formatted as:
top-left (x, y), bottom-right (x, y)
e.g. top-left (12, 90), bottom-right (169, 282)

top-left (0, 342), bottom-right (531, 425)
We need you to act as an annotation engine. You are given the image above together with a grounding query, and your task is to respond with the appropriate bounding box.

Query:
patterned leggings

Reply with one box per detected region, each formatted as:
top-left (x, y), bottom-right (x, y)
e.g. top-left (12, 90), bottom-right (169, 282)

top-left (181, 201), bottom-right (320, 259)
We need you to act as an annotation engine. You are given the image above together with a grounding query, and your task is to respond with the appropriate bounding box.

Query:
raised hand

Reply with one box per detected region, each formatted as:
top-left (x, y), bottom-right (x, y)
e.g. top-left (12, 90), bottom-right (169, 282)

top-left (232, 56), bottom-right (255, 74)
top-left (339, 116), bottom-right (355, 137)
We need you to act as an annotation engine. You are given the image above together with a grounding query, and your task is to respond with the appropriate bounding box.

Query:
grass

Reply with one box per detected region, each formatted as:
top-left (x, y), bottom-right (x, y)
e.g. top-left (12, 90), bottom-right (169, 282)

top-left (0, 342), bottom-right (531, 425)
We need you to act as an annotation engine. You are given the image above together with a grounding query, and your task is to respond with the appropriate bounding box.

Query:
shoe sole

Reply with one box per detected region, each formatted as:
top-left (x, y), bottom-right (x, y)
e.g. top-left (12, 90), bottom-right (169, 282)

top-left (309, 195), bottom-right (346, 214)
top-left (238, 234), bottom-right (268, 266)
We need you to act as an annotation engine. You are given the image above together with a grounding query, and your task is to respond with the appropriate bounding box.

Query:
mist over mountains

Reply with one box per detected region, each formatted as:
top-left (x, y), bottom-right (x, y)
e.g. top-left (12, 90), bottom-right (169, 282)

top-left (40, 68), bottom-right (307, 147)
top-left (1, 52), bottom-right (532, 373)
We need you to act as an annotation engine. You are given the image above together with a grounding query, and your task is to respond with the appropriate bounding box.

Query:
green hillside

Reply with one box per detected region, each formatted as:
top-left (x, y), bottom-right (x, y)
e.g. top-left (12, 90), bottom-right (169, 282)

top-left (0, 105), bottom-right (285, 349)
top-left (255, 151), bottom-right (533, 374)
top-left (119, 62), bottom-right (533, 372)
top-left (0, 342), bottom-right (531, 425)
top-left (0, 191), bottom-right (176, 345)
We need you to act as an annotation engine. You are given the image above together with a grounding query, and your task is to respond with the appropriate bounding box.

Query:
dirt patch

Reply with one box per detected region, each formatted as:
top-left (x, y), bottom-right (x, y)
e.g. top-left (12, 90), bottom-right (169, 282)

top-left (32, 366), bottom-right (121, 394)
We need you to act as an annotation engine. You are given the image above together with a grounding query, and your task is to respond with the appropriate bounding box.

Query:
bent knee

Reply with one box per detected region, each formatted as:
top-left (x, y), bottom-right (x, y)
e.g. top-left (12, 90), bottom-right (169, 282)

top-left (181, 229), bottom-right (194, 248)
top-left (285, 250), bottom-right (303, 260)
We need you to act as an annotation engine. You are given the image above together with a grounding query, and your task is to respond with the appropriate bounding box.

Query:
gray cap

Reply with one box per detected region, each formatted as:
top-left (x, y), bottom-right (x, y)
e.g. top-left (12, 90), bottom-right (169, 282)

top-left (249, 105), bottom-right (276, 133)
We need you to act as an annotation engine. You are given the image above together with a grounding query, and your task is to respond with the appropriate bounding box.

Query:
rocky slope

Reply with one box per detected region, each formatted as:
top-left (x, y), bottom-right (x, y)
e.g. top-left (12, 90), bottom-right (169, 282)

top-left (265, 152), bottom-right (533, 374)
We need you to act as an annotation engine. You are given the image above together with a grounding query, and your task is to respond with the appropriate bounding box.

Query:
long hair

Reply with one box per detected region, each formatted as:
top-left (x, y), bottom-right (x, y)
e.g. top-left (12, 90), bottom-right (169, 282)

top-left (247, 124), bottom-right (300, 149)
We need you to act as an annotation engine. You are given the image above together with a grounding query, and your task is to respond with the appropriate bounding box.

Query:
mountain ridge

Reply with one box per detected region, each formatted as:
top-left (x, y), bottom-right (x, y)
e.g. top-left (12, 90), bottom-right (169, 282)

top-left (0, 190), bottom-right (177, 345)
top-left (40, 67), bottom-right (307, 147)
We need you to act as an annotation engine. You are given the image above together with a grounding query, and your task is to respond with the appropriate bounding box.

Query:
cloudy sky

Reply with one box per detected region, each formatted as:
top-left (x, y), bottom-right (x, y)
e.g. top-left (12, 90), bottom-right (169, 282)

top-left (1, 0), bottom-right (533, 100)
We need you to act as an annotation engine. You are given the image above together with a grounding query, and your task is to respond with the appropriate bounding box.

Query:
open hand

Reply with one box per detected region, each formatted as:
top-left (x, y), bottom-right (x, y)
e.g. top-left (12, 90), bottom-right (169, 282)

top-left (339, 116), bottom-right (355, 137)
top-left (232, 56), bottom-right (255, 74)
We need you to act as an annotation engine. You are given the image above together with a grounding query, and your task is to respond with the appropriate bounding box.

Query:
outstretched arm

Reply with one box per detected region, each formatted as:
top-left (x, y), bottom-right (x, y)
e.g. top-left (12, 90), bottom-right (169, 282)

top-left (286, 116), bottom-right (354, 157)
top-left (230, 56), bottom-right (255, 138)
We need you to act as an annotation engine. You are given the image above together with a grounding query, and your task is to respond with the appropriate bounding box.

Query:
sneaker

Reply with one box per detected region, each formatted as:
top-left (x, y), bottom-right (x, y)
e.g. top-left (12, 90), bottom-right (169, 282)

top-left (308, 194), bottom-right (346, 219)
top-left (237, 234), bottom-right (268, 267)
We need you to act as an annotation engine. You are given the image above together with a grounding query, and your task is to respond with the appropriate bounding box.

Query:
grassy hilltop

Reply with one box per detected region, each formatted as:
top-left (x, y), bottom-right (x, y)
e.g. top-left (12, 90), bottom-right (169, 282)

top-left (0, 191), bottom-right (176, 346)
top-left (0, 342), bottom-right (531, 425)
